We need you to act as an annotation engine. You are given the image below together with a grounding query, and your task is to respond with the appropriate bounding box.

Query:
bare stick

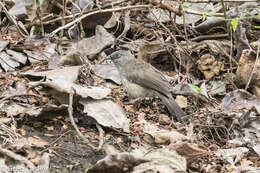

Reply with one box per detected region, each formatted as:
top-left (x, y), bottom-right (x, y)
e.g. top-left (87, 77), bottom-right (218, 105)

top-left (68, 88), bottom-right (97, 149)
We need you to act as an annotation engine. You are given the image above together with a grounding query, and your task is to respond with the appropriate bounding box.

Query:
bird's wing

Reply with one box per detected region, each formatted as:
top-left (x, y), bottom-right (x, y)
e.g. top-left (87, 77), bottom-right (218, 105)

top-left (124, 60), bottom-right (172, 97)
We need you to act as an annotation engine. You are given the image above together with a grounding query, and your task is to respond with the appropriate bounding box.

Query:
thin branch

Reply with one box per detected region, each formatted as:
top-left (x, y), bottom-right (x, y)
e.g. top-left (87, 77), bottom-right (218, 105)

top-left (68, 88), bottom-right (97, 150)
top-left (49, 5), bottom-right (151, 36)
top-left (0, 1), bottom-right (28, 37)
top-left (149, 0), bottom-right (182, 16)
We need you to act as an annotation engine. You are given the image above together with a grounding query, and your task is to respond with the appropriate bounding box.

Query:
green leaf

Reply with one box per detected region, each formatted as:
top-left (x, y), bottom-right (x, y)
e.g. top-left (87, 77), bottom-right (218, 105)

top-left (202, 12), bottom-right (210, 21)
top-left (202, 13), bottom-right (207, 21)
top-left (182, 2), bottom-right (190, 9)
top-left (254, 25), bottom-right (260, 29)
top-left (258, 12), bottom-right (260, 19)
top-left (39, 0), bottom-right (44, 5)
top-left (188, 84), bottom-right (201, 93)
top-left (231, 17), bottom-right (239, 32)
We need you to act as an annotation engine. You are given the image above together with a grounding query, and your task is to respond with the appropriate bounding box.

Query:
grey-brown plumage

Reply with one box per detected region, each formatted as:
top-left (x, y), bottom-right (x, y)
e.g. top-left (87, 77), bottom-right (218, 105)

top-left (109, 50), bottom-right (185, 120)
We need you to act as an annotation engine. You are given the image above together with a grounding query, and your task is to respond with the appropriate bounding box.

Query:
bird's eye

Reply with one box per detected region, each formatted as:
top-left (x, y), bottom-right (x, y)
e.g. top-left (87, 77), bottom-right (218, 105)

top-left (116, 54), bottom-right (121, 58)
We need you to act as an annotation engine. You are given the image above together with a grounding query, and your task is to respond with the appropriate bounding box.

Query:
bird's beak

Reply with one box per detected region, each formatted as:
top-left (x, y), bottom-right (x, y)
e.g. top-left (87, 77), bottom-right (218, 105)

top-left (99, 55), bottom-right (111, 63)
top-left (105, 55), bottom-right (111, 60)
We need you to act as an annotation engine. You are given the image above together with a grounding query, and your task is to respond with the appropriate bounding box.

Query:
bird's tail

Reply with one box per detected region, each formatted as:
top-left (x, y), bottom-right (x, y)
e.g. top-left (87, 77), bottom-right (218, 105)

top-left (158, 94), bottom-right (185, 120)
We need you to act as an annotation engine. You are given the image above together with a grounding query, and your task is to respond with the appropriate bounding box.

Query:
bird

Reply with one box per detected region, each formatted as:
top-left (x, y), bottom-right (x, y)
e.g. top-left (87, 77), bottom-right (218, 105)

top-left (108, 50), bottom-right (186, 121)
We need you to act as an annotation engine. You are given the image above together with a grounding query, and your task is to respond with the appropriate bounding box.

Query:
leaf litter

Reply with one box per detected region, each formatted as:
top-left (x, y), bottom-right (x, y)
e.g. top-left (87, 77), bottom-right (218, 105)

top-left (0, 0), bottom-right (259, 172)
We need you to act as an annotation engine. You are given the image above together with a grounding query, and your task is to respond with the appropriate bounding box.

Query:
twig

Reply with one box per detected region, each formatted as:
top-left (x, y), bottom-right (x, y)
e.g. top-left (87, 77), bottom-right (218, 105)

top-left (52, 1), bottom-right (72, 15)
top-left (68, 88), bottom-right (97, 149)
top-left (0, 94), bottom-right (41, 104)
top-left (0, 1), bottom-right (28, 37)
top-left (49, 5), bottom-right (151, 36)
top-left (191, 33), bottom-right (228, 42)
top-left (245, 41), bottom-right (260, 90)
top-left (52, 150), bottom-right (78, 164)
top-left (40, 130), bottom-right (71, 154)
top-left (96, 123), bottom-right (105, 151)
top-left (149, 0), bottom-right (182, 16)
top-left (25, 13), bottom-right (54, 28)
top-left (230, 25), bottom-right (234, 72)
top-left (0, 147), bottom-right (35, 170)
top-left (49, 130), bottom-right (71, 146)
top-left (220, 0), bottom-right (229, 35)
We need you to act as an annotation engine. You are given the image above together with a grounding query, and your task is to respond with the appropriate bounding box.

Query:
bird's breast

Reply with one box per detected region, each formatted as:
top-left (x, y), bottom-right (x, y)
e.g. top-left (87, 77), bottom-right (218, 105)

top-left (121, 78), bottom-right (151, 98)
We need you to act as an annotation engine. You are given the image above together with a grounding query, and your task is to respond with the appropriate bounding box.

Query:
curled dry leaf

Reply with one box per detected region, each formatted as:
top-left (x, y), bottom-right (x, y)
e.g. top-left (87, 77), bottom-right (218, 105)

top-left (92, 64), bottom-right (121, 85)
top-left (80, 99), bottom-right (130, 132)
top-left (104, 12), bottom-right (120, 29)
top-left (23, 66), bottom-right (111, 104)
top-left (74, 25), bottom-right (115, 56)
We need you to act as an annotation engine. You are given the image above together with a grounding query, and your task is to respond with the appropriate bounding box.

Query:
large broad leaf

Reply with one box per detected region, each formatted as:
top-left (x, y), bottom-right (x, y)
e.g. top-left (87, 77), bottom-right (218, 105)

top-left (80, 99), bottom-right (130, 132)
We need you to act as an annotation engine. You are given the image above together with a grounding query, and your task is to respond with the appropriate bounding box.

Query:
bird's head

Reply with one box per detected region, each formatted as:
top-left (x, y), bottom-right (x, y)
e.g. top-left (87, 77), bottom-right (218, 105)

top-left (108, 50), bottom-right (133, 65)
